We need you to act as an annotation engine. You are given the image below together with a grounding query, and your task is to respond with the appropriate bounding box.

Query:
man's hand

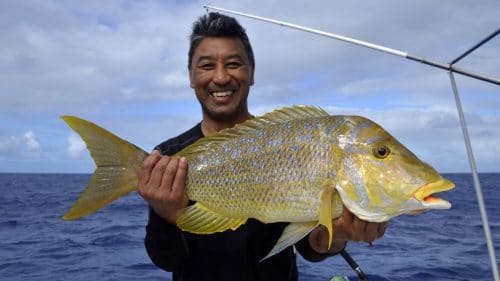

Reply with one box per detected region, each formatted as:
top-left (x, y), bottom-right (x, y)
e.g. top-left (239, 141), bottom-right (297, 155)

top-left (138, 150), bottom-right (189, 224)
top-left (309, 207), bottom-right (388, 254)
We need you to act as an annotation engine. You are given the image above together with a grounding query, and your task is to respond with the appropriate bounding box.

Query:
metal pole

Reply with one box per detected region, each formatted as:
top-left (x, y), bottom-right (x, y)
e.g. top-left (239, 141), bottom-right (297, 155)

top-left (450, 28), bottom-right (500, 65)
top-left (204, 5), bottom-right (500, 86)
top-left (205, 5), bottom-right (407, 57)
top-left (448, 72), bottom-right (500, 281)
top-left (448, 30), bottom-right (500, 281)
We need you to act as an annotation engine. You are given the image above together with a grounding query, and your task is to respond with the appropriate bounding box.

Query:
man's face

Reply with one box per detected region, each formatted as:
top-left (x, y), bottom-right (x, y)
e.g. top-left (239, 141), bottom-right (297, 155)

top-left (189, 37), bottom-right (254, 122)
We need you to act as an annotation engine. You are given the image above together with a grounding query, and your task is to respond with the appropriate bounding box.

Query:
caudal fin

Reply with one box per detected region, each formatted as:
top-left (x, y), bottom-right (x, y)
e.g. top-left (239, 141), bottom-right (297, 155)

top-left (61, 116), bottom-right (149, 220)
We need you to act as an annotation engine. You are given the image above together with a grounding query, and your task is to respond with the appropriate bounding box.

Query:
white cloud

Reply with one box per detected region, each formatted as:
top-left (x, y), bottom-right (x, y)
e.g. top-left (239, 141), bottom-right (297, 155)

top-left (24, 131), bottom-right (41, 155)
top-left (67, 133), bottom-right (86, 158)
top-left (0, 0), bottom-right (196, 112)
top-left (0, 131), bottom-right (41, 158)
top-left (0, 0), bottom-right (498, 172)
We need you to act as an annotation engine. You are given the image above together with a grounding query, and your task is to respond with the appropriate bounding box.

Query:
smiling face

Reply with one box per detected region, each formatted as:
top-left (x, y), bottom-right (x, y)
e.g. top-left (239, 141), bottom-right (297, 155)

top-left (189, 37), bottom-right (254, 126)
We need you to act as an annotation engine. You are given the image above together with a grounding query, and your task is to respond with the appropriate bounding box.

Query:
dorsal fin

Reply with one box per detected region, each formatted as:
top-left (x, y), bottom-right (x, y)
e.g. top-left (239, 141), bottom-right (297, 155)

top-left (176, 105), bottom-right (329, 158)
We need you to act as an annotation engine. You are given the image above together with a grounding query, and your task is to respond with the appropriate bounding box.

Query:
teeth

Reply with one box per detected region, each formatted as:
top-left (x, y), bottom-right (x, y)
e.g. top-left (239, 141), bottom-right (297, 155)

top-left (212, 91), bottom-right (233, 97)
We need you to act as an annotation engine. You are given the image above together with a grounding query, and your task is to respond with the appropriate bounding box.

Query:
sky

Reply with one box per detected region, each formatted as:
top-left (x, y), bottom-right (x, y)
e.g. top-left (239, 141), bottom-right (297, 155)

top-left (0, 0), bottom-right (499, 173)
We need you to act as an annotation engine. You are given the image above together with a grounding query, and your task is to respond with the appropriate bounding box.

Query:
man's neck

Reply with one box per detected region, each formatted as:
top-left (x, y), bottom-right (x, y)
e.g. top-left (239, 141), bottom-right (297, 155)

top-left (201, 113), bottom-right (252, 136)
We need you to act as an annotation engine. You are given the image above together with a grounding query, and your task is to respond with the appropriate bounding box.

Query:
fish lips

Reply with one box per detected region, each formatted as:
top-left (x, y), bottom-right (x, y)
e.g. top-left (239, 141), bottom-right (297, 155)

top-left (413, 178), bottom-right (455, 209)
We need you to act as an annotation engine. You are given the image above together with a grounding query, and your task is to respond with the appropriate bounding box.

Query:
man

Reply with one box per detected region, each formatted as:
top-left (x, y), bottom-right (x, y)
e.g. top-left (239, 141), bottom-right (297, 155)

top-left (138, 12), bottom-right (387, 281)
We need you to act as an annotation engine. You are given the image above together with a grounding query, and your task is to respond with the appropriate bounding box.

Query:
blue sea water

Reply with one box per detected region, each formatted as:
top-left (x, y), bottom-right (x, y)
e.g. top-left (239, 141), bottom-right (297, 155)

top-left (0, 173), bottom-right (499, 281)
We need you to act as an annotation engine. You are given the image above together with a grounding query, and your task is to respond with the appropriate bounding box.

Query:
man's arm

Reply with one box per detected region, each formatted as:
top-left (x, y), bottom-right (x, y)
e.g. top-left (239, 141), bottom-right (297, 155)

top-left (144, 208), bottom-right (189, 271)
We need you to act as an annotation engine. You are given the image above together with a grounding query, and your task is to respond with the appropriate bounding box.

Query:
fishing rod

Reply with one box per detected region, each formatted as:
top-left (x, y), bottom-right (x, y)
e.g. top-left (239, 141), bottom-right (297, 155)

top-left (328, 249), bottom-right (368, 281)
top-left (204, 5), bottom-right (500, 86)
top-left (203, 5), bottom-right (500, 281)
top-left (340, 249), bottom-right (369, 281)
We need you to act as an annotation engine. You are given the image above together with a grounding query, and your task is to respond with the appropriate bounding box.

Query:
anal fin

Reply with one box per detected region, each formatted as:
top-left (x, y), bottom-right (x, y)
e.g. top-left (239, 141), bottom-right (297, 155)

top-left (176, 203), bottom-right (246, 234)
top-left (260, 221), bottom-right (317, 261)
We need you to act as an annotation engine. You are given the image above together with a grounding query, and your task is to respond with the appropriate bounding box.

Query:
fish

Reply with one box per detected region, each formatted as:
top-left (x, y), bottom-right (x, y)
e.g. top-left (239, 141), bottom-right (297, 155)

top-left (61, 105), bottom-right (454, 259)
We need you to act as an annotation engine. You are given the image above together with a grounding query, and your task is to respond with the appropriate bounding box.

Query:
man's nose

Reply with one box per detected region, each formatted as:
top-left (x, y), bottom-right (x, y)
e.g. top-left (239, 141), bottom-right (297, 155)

top-left (213, 65), bottom-right (230, 85)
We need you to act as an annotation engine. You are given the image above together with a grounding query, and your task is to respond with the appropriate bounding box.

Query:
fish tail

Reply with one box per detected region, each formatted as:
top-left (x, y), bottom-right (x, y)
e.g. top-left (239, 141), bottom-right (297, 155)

top-left (61, 116), bottom-right (149, 220)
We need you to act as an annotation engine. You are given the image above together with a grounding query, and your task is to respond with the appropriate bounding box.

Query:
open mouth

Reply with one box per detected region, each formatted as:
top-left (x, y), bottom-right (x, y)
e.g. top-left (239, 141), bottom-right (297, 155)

top-left (210, 90), bottom-right (234, 98)
top-left (414, 178), bottom-right (455, 209)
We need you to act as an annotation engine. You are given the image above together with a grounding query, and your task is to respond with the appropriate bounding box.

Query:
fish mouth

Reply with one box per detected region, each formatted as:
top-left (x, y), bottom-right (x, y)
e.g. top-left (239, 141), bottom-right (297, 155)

top-left (413, 178), bottom-right (455, 209)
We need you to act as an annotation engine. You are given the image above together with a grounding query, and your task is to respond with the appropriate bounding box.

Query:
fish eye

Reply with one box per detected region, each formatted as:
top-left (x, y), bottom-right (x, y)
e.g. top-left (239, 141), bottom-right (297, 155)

top-left (373, 145), bottom-right (390, 159)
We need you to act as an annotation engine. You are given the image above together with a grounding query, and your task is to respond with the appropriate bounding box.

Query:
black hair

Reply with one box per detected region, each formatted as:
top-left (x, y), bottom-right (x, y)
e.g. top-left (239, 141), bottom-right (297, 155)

top-left (188, 12), bottom-right (254, 69)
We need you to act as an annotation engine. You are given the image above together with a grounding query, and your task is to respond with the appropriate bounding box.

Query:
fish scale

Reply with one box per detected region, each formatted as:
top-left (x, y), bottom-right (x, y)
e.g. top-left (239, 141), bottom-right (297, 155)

top-left (184, 116), bottom-right (337, 222)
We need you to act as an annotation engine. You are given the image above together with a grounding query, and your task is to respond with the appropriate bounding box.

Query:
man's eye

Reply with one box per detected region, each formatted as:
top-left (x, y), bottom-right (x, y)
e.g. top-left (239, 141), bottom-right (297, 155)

top-left (200, 63), bottom-right (214, 70)
top-left (227, 62), bottom-right (242, 68)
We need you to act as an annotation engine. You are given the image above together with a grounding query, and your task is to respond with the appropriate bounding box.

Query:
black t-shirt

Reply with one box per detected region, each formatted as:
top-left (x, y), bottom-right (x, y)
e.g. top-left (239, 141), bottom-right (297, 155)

top-left (144, 123), bottom-right (330, 281)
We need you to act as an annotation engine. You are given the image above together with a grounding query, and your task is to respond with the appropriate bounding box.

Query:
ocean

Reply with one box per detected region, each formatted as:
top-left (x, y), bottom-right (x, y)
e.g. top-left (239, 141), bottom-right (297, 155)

top-left (0, 173), bottom-right (499, 281)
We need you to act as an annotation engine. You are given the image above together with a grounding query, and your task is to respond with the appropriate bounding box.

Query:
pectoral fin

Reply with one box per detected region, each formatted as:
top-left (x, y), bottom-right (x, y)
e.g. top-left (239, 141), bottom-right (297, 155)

top-left (319, 189), bottom-right (334, 249)
top-left (176, 203), bottom-right (246, 234)
top-left (260, 221), bottom-right (317, 261)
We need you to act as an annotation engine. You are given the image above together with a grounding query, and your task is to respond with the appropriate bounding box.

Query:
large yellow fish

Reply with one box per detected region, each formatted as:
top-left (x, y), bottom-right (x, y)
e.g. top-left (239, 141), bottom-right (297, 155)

top-left (61, 105), bottom-right (454, 259)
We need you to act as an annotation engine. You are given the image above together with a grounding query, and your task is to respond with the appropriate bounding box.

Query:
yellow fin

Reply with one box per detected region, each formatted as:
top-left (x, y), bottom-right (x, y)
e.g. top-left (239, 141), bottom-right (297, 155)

top-left (177, 203), bottom-right (247, 234)
top-left (61, 116), bottom-right (148, 220)
top-left (177, 105), bottom-right (329, 159)
top-left (319, 188), bottom-right (334, 249)
top-left (261, 221), bottom-right (317, 261)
